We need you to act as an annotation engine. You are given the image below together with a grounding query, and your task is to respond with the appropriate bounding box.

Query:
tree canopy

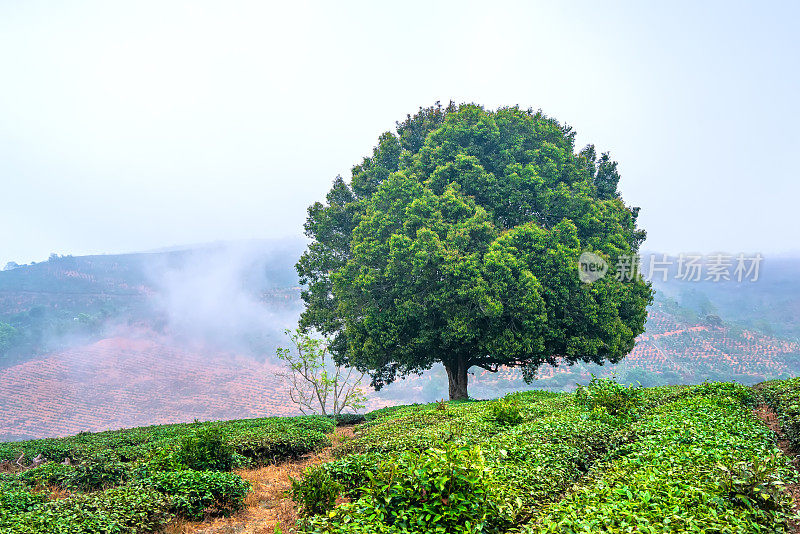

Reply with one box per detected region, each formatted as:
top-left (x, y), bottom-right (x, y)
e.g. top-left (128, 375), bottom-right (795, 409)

top-left (297, 102), bottom-right (652, 400)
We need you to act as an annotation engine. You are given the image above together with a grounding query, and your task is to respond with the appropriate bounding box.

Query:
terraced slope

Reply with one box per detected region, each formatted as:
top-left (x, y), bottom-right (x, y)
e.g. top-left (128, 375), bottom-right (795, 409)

top-left (0, 335), bottom-right (319, 440)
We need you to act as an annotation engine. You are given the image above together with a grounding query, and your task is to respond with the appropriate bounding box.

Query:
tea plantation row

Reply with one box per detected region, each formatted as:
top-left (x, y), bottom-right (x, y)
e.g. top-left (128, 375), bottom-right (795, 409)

top-left (2, 380), bottom-right (798, 533)
top-left (294, 380), bottom-right (799, 533)
top-left (0, 415), bottom-right (335, 465)
top-left (759, 376), bottom-right (800, 448)
top-left (0, 415), bottom-right (335, 532)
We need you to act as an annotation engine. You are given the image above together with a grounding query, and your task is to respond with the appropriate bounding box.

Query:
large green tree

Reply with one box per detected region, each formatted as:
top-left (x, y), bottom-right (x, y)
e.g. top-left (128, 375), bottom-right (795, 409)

top-left (297, 103), bottom-right (652, 400)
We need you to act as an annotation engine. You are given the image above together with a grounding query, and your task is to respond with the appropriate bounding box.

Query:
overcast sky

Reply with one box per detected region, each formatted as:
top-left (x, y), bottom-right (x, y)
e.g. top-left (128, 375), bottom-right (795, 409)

top-left (1, 1), bottom-right (798, 267)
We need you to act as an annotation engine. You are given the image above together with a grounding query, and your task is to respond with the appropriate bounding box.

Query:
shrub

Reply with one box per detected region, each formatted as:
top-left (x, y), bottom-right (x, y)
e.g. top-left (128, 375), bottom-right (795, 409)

top-left (521, 392), bottom-right (797, 532)
top-left (68, 452), bottom-right (128, 491)
top-left (321, 453), bottom-right (384, 497)
top-left (0, 480), bottom-right (47, 525)
top-left (230, 427), bottom-right (331, 463)
top-left (363, 404), bottom-right (414, 423)
top-left (332, 413), bottom-right (366, 426)
top-left (717, 454), bottom-right (790, 512)
top-left (5, 486), bottom-right (171, 534)
top-left (291, 465), bottom-right (343, 516)
top-left (490, 395), bottom-right (523, 426)
top-left (292, 416), bottom-right (336, 435)
top-left (302, 444), bottom-right (495, 534)
top-left (0, 415), bottom-right (334, 466)
top-left (759, 377), bottom-right (800, 447)
top-left (17, 462), bottom-right (77, 489)
top-left (137, 469), bottom-right (250, 520)
top-left (575, 376), bottom-right (640, 418)
top-left (178, 427), bottom-right (234, 472)
top-left (142, 445), bottom-right (185, 473)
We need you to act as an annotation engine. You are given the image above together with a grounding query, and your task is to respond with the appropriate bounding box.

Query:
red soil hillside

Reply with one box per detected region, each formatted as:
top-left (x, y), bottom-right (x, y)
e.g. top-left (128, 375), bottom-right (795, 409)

top-left (470, 309), bottom-right (800, 392)
top-left (2, 309), bottom-right (799, 440)
top-left (0, 333), bottom-right (387, 440)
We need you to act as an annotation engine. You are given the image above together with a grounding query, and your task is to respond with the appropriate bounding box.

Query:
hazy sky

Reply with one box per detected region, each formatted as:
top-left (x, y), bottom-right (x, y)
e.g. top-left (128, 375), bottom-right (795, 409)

top-left (1, 1), bottom-right (798, 267)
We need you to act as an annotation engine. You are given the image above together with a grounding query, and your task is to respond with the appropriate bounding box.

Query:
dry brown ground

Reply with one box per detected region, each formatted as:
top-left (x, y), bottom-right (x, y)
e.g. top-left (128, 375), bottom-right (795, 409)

top-left (754, 403), bottom-right (800, 533)
top-left (164, 426), bottom-right (356, 534)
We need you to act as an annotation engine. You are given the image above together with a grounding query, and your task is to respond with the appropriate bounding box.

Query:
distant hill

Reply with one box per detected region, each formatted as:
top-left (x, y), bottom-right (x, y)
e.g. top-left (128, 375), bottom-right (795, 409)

top-left (0, 238), bottom-right (306, 367)
top-left (1, 244), bottom-right (799, 439)
top-left (468, 301), bottom-right (800, 398)
top-left (640, 252), bottom-right (800, 342)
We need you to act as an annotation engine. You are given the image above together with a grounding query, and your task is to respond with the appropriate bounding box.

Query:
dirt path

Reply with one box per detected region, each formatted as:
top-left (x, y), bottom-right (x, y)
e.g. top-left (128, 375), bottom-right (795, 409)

top-left (754, 404), bottom-right (800, 532)
top-left (166, 426), bottom-right (355, 534)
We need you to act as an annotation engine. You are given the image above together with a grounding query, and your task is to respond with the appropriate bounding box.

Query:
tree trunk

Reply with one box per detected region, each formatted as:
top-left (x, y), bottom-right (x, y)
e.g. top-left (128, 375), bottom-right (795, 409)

top-left (444, 358), bottom-right (469, 401)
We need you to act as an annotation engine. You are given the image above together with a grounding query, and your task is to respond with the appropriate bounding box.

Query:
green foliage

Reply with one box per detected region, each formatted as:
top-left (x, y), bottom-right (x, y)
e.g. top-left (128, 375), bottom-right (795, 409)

top-left (135, 469), bottom-right (250, 520)
top-left (717, 455), bottom-right (789, 512)
top-left (291, 465), bottom-right (343, 516)
top-left (0, 480), bottom-right (47, 523)
top-left (0, 414), bottom-right (333, 465)
top-left (301, 444), bottom-right (495, 534)
top-left (574, 376), bottom-right (641, 419)
top-left (2, 486), bottom-right (170, 534)
top-left (17, 462), bottom-right (77, 489)
top-left (140, 445), bottom-right (185, 473)
top-left (68, 452), bottom-right (128, 491)
top-left (490, 394), bottom-right (523, 426)
top-left (521, 387), bottom-right (797, 533)
top-left (322, 391), bottom-right (618, 529)
top-left (330, 413), bottom-right (366, 426)
top-left (178, 426), bottom-right (235, 472)
top-left (0, 415), bottom-right (327, 531)
top-left (303, 382), bottom-right (799, 533)
top-left (336, 400), bottom-right (504, 457)
top-left (4, 381), bottom-right (799, 533)
top-left (759, 376), bottom-right (800, 447)
top-left (320, 452), bottom-right (384, 497)
top-left (298, 103), bottom-right (653, 399)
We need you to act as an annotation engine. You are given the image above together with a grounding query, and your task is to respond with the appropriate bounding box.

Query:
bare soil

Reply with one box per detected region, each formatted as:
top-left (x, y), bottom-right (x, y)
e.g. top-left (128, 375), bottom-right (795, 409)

top-left (754, 403), bottom-right (800, 533)
top-left (164, 426), bottom-right (356, 534)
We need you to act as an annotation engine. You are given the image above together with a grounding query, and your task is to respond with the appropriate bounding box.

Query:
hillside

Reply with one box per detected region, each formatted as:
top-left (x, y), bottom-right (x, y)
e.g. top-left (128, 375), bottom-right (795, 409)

top-left (2, 302), bottom-right (798, 440)
top-left (0, 332), bottom-right (396, 441)
top-left (1, 247), bottom-right (800, 440)
top-left (1, 379), bottom-right (798, 533)
top-left (0, 239), bottom-right (305, 368)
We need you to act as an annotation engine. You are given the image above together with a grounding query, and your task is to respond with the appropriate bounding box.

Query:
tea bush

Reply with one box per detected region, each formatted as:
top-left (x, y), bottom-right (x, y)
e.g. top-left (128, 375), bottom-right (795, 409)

top-left (68, 452), bottom-right (128, 491)
top-left (331, 413), bottom-right (366, 426)
top-left (0, 414), bottom-right (333, 465)
top-left (336, 394), bottom-right (567, 458)
top-left (136, 469), bottom-right (250, 520)
top-left (17, 462), bottom-right (77, 489)
top-left (321, 452), bottom-right (384, 497)
top-left (2, 486), bottom-right (171, 534)
top-left (0, 480), bottom-right (47, 524)
top-left (304, 391), bottom-right (620, 529)
top-left (301, 444), bottom-right (495, 534)
top-left (574, 376), bottom-right (641, 419)
top-left (490, 394), bottom-right (524, 426)
top-left (521, 387), bottom-right (797, 533)
top-left (0, 414), bottom-right (338, 530)
top-left (178, 427), bottom-right (235, 472)
top-left (717, 454), bottom-right (789, 512)
top-left (291, 465), bottom-right (343, 516)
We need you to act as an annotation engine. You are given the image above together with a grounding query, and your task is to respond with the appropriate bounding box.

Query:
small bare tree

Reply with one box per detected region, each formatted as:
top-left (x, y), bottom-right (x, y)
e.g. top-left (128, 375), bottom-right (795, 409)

top-left (276, 329), bottom-right (366, 425)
